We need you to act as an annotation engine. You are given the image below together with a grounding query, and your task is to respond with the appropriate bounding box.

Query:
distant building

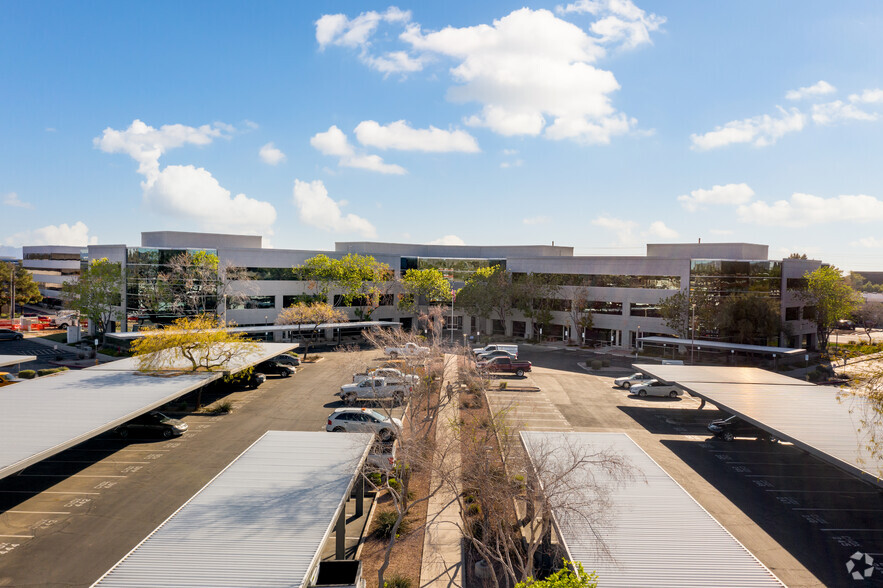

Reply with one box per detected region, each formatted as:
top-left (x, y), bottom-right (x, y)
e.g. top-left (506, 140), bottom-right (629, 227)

top-left (25, 231), bottom-right (822, 349)
top-left (21, 245), bottom-right (85, 307)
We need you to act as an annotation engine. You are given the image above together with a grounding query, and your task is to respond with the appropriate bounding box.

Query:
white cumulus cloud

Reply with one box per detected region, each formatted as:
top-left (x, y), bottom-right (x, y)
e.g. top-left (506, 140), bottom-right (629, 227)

top-left (557, 0), bottom-right (666, 50)
top-left (354, 120), bottom-right (480, 152)
top-left (315, 7), bottom-right (420, 75)
top-left (95, 119), bottom-right (276, 234)
top-left (737, 193), bottom-right (883, 228)
top-left (690, 107), bottom-right (806, 150)
top-left (3, 192), bottom-right (32, 209)
top-left (811, 101), bottom-right (877, 125)
top-left (310, 126), bottom-right (406, 174)
top-left (592, 215), bottom-right (675, 244)
top-left (4, 221), bottom-right (97, 247)
top-left (678, 183), bottom-right (755, 212)
top-left (427, 235), bottom-right (465, 245)
top-left (785, 80), bottom-right (836, 101)
top-left (648, 221), bottom-right (678, 239)
top-left (259, 142), bottom-right (286, 165)
top-left (292, 179), bottom-right (377, 238)
top-left (850, 88), bottom-right (883, 104)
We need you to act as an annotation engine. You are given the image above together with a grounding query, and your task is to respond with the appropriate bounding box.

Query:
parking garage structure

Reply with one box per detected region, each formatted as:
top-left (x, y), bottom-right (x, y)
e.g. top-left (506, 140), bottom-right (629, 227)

top-left (92, 431), bottom-right (373, 588)
top-left (634, 364), bottom-right (883, 488)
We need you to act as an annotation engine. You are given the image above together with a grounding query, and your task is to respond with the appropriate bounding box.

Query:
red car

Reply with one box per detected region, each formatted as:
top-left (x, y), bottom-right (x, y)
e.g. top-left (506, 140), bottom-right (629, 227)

top-left (477, 356), bottom-right (532, 377)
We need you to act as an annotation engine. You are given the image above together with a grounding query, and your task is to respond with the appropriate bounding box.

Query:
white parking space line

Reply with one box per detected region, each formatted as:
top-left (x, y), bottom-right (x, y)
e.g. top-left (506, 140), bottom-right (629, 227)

top-left (794, 508), bottom-right (883, 512)
top-left (0, 535), bottom-right (32, 538)
top-left (41, 461), bottom-right (149, 464)
top-left (6, 511), bottom-right (71, 515)
top-left (746, 475), bottom-right (852, 479)
top-left (821, 528), bottom-right (883, 532)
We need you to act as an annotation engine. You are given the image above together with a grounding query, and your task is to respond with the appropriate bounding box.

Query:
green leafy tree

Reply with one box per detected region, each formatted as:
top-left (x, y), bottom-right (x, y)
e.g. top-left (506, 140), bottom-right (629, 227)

top-left (716, 293), bottom-right (781, 345)
top-left (0, 262), bottom-right (42, 317)
top-left (456, 265), bottom-right (514, 328)
top-left (799, 266), bottom-right (863, 351)
top-left (295, 253), bottom-right (393, 318)
top-left (61, 258), bottom-right (123, 343)
top-left (398, 267), bottom-right (451, 313)
top-left (658, 289), bottom-right (715, 339)
top-left (569, 286), bottom-right (595, 344)
top-left (515, 561), bottom-right (598, 588)
top-left (513, 273), bottom-right (560, 339)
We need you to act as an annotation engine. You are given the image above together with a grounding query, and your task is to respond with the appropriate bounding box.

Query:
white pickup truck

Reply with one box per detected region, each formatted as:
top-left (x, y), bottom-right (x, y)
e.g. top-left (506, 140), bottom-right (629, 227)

top-left (50, 311), bottom-right (79, 328)
top-left (384, 342), bottom-right (430, 358)
top-left (337, 377), bottom-right (412, 405)
top-left (353, 368), bottom-right (419, 386)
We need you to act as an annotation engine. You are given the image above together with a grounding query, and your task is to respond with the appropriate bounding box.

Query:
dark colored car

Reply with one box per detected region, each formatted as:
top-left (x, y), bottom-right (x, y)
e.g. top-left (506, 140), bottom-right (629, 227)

top-left (255, 359), bottom-right (296, 377)
top-left (0, 328), bottom-right (23, 341)
top-left (272, 354), bottom-right (301, 367)
top-left (115, 411), bottom-right (188, 439)
top-left (708, 416), bottom-right (777, 443)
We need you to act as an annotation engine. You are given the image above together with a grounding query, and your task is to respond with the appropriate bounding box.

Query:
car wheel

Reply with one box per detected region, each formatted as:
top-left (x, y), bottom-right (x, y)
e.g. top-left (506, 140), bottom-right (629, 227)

top-left (162, 428), bottom-right (173, 439)
top-left (15, 334), bottom-right (22, 340)
top-left (344, 393), bottom-right (356, 406)
top-left (722, 431), bottom-right (735, 442)
top-left (638, 390), bottom-right (647, 397)
top-left (622, 381), bottom-right (631, 389)
top-left (117, 428), bottom-right (129, 439)
top-left (515, 369), bottom-right (524, 377)
top-left (59, 323), bottom-right (69, 329)
top-left (332, 426), bottom-right (345, 432)
top-left (379, 428), bottom-right (393, 442)
top-left (668, 391), bottom-right (678, 398)
top-left (283, 370), bottom-right (292, 378)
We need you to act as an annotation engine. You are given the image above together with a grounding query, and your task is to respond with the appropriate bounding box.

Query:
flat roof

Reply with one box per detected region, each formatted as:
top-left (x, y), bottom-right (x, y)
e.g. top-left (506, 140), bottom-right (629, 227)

top-left (636, 365), bottom-right (883, 487)
top-left (93, 431), bottom-right (373, 588)
top-left (640, 336), bottom-right (805, 356)
top-left (86, 342), bottom-right (297, 374)
top-left (521, 431), bottom-right (783, 588)
top-left (0, 354), bottom-right (36, 367)
top-left (633, 364), bottom-right (814, 386)
top-left (0, 342), bottom-right (295, 480)
top-left (108, 320), bottom-right (399, 341)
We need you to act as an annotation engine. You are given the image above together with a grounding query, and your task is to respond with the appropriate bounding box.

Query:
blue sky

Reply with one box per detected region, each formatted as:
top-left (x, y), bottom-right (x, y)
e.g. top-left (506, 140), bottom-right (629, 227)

top-left (2, 1), bottom-right (883, 270)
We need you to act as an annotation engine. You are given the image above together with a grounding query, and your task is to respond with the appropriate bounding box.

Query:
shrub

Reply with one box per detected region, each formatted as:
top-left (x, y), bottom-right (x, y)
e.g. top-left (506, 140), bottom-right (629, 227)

top-left (590, 360), bottom-right (602, 370)
top-left (499, 381), bottom-right (508, 390)
top-left (18, 370), bottom-right (36, 379)
top-left (373, 509), bottom-right (410, 539)
top-left (37, 367), bottom-right (69, 377)
top-left (367, 472), bottom-right (383, 487)
top-left (515, 560), bottom-right (597, 588)
top-left (388, 478), bottom-right (402, 493)
top-left (384, 574), bottom-right (413, 588)
top-left (466, 502), bottom-right (482, 517)
top-left (601, 359), bottom-right (610, 368)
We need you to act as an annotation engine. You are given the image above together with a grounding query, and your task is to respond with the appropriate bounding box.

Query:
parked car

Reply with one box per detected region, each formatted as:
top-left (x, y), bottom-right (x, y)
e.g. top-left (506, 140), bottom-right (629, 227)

top-left (353, 367), bottom-right (418, 386)
top-left (325, 408), bottom-right (402, 441)
top-left (225, 370), bottom-right (266, 390)
top-left (273, 353), bottom-right (301, 367)
top-left (837, 319), bottom-right (856, 331)
top-left (473, 344), bottom-right (518, 357)
top-left (475, 349), bottom-right (517, 362)
top-left (366, 440), bottom-right (397, 471)
top-left (0, 328), bottom-right (23, 341)
top-left (384, 342), bottom-right (430, 358)
top-left (708, 416), bottom-right (778, 442)
top-left (0, 372), bottom-right (23, 387)
top-left (629, 380), bottom-right (683, 398)
top-left (337, 377), bottom-right (411, 405)
top-left (476, 356), bottom-right (532, 377)
top-left (50, 311), bottom-right (79, 329)
top-left (614, 372), bottom-right (654, 389)
top-left (255, 359), bottom-right (296, 377)
top-left (114, 411), bottom-right (188, 439)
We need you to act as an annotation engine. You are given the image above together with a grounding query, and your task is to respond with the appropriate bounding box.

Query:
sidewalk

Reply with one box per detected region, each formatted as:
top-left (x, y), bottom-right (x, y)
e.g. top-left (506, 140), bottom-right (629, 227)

top-left (419, 354), bottom-right (462, 588)
top-left (26, 334), bottom-right (118, 365)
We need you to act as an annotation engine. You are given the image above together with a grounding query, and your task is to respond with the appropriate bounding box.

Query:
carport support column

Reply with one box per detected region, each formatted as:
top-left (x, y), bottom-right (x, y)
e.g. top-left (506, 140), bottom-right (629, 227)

top-left (336, 509), bottom-right (346, 559)
top-left (355, 474), bottom-right (364, 517)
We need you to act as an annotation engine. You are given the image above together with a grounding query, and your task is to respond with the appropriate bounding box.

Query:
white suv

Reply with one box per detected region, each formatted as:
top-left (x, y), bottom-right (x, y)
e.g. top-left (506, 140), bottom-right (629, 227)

top-left (326, 408), bottom-right (402, 441)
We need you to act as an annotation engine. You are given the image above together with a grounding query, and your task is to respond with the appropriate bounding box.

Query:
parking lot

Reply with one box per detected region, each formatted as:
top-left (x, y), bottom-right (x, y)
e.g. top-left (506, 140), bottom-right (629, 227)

top-left (0, 348), bottom-right (392, 587)
top-left (0, 337), bottom-right (77, 371)
top-left (3, 345), bottom-right (882, 586)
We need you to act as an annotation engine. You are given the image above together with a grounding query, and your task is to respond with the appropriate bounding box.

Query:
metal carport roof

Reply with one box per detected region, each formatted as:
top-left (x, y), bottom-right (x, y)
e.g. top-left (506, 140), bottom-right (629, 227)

top-left (521, 431), bottom-right (784, 588)
top-left (85, 342), bottom-right (297, 373)
top-left (93, 431), bottom-right (373, 588)
top-left (0, 354), bottom-right (36, 367)
top-left (635, 364), bottom-right (883, 488)
top-left (0, 342), bottom-right (296, 480)
top-left (639, 336), bottom-right (805, 356)
top-left (633, 364), bottom-right (814, 386)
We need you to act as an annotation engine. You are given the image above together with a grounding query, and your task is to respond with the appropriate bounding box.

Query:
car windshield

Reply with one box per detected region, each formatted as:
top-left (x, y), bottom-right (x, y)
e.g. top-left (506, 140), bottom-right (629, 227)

top-left (723, 416), bottom-right (739, 424)
top-left (153, 413), bottom-right (172, 423)
top-left (365, 410), bottom-right (388, 422)
top-left (630, 373), bottom-right (643, 379)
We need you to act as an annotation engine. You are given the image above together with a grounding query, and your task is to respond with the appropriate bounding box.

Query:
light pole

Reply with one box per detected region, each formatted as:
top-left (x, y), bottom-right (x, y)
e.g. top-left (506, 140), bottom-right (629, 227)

top-left (450, 287), bottom-right (455, 346)
top-left (690, 304), bottom-right (696, 364)
top-left (637, 325), bottom-right (642, 352)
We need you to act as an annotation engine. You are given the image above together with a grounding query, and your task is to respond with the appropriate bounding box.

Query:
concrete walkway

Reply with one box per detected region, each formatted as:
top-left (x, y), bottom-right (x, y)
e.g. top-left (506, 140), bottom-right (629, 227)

top-left (25, 334), bottom-right (118, 364)
top-left (419, 354), bottom-right (462, 588)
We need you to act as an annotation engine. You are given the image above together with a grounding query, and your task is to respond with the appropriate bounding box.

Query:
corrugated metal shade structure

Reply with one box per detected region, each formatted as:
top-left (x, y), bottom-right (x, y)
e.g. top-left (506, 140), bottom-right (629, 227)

top-left (93, 431), bottom-right (373, 588)
top-left (633, 364), bottom-right (814, 386)
top-left (635, 364), bottom-right (883, 487)
top-left (0, 342), bottom-right (296, 480)
top-left (86, 342), bottom-right (297, 374)
top-left (108, 321), bottom-right (400, 341)
top-left (0, 354), bottom-right (36, 367)
top-left (639, 336), bottom-right (805, 356)
top-left (521, 431), bottom-right (783, 588)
